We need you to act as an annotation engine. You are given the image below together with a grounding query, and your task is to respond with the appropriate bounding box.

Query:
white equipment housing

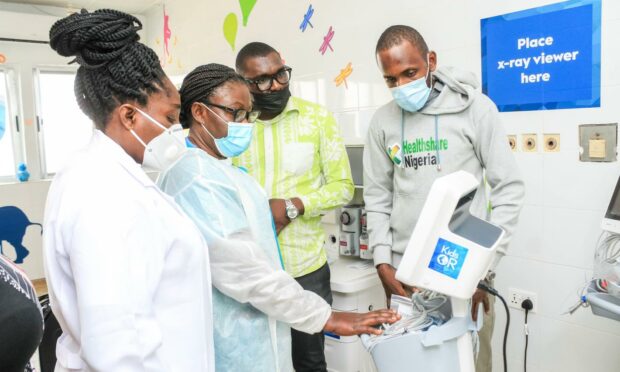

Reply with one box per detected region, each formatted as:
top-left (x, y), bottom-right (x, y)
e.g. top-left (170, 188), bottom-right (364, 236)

top-left (366, 171), bottom-right (505, 372)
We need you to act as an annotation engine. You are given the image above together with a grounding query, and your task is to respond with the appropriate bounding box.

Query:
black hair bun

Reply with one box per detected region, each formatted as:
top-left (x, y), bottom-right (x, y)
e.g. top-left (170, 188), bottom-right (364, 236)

top-left (49, 8), bottom-right (142, 69)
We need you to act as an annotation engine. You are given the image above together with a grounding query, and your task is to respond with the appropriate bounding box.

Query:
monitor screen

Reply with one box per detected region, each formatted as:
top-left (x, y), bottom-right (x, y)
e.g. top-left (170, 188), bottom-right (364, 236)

top-left (606, 176), bottom-right (620, 220)
top-left (346, 145), bottom-right (364, 187)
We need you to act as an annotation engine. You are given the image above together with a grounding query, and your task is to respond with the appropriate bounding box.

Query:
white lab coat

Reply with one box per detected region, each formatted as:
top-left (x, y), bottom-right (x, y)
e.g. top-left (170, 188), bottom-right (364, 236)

top-left (43, 130), bottom-right (215, 372)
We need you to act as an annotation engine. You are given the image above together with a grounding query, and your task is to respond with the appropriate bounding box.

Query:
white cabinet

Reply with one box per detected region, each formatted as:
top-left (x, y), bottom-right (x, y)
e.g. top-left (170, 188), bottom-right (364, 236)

top-left (326, 257), bottom-right (386, 372)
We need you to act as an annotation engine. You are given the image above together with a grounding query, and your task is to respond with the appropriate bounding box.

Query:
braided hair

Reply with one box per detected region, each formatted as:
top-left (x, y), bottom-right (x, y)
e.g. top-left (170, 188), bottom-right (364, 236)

top-left (49, 9), bottom-right (166, 129)
top-left (179, 63), bottom-right (246, 129)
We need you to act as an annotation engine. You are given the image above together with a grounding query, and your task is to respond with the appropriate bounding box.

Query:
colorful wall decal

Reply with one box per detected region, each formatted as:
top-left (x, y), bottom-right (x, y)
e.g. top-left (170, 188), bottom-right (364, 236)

top-left (334, 62), bottom-right (353, 89)
top-left (319, 26), bottom-right (334, 55)
top-left (0, 54), bottom-right (6, 64)
top-left (163, 5), bottom-right (172, 57)
top-left (0, 206), bottom-right (42, 264)
top-left (222, 0), bottom-right (259, 51)
top-left (157, 4), bottom-right (183, 69)
top-left (223, 12), bottom-right (239, 51)
top-left (239, 0), bottom-right (257, 26)
top-left (299, 4), bottom-right (314, 32)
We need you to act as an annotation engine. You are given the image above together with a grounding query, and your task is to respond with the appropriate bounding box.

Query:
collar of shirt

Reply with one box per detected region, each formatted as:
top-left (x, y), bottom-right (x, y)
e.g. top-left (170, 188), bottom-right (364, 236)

top-left (92, 129), bottom-right (156, 188)
top-left (256, 96), bottom-right (300, 126)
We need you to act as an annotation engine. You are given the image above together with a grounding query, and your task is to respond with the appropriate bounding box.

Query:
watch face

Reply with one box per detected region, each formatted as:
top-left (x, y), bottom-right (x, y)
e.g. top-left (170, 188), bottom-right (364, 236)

top-left (287, 208), bottom-right (298, 219)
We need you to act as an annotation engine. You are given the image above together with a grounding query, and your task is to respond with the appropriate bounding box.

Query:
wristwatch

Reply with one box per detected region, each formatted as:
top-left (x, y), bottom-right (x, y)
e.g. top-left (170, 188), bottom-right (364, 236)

top-left (285, 199), bottom-right (299, 220)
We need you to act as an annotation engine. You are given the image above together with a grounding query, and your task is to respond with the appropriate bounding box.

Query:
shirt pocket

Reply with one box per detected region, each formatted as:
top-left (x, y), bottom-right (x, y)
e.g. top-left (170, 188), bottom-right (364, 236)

top-left (282, 142), bottom-right (315, 176)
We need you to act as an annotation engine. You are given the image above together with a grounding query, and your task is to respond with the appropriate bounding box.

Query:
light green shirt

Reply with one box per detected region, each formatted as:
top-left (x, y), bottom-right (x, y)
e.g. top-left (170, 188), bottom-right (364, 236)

top-left (233, 96), bottom-right (354, 278)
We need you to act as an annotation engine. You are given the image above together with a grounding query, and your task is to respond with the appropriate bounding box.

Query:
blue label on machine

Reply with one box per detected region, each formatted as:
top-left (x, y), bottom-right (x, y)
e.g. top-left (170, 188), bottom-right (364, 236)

top-left (428, 238), bottom-right (469, 280)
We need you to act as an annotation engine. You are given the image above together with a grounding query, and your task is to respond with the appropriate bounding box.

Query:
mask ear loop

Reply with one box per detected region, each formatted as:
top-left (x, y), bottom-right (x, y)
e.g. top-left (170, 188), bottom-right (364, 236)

top-left (135, 107), bottom-right (168, 131)
top-left (199, 121), bottom-right (217, 141)
top-left (129, 107), bottom-right (164, 151)
top-left (425, 53), bottom-right (432, 87)
top-left (196, 102), bottom-right (229, 142)
top-left (129, 129), bottom-right (149, 149)
top-left (199, 102), bottom-right (230, 126)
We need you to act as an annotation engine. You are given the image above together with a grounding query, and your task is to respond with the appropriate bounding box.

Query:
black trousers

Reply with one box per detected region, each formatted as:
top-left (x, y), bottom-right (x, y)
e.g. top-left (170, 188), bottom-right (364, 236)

top-left (291, 263), bottom-right (333, 372)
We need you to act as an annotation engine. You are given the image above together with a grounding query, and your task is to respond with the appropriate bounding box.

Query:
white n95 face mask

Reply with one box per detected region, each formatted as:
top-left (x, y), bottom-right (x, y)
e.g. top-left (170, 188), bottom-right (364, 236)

top-left (129, 108), bottom-right (187, 172)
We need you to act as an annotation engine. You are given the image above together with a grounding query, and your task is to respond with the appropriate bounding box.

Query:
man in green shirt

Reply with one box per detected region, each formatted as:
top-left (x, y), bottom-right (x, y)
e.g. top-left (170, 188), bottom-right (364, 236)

top-left (234, 42), bottom-right (354, 372)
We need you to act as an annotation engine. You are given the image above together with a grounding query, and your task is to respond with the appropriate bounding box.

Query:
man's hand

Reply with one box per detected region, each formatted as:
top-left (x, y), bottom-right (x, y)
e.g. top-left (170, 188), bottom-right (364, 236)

top-left (269, 199), bottom-right (289, 234)
top-left (323, 309), bottom-right (401, 336)
top-left (269, 198), bottom-right (305, 235)
top-left (471, 288), bottom-right (490, 322)
top-left (376, 264), bottom-right (415, 305)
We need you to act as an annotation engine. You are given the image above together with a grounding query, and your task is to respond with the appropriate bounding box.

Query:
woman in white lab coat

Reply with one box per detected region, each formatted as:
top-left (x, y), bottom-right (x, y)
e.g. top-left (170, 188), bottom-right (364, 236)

top-left (43, 9), bottom-right (214, 371)
top-left (158, 64), bottom-right (399, 372)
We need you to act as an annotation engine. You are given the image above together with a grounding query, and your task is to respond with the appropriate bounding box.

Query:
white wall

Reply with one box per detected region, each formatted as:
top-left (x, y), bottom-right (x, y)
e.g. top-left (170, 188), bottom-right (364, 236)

top-left (0, 6), bottom-right (69, 279)
top-left (0, 8), bottom-right (68, 180)
top-left (0, 5), bottom-right (144, 278)
top-left (145, 1), bottom-right (620, 371)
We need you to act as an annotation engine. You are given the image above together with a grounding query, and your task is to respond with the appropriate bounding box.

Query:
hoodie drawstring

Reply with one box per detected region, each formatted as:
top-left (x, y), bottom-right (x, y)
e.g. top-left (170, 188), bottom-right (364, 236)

top-left (400, 110), bottom-right (442, 172)
top-left (434, 115), bottom-right (442, 172)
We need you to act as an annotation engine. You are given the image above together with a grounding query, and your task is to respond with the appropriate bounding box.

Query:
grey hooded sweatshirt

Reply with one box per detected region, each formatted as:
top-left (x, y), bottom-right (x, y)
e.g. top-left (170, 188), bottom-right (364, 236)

top-left (363, 66), bottom-right (525, 271)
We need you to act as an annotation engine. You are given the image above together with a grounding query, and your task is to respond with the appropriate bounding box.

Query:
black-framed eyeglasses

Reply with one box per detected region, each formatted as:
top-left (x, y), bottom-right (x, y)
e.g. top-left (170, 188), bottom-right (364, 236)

top-left (245, 66), bottom-right (293, 92)
top-left (202, 102), bottom-right (261, 123)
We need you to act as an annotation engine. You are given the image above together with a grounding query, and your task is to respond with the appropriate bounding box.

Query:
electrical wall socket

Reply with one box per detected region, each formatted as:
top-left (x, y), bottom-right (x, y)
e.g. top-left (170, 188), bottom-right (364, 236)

top-left (507, 135), bottom-right (517, 151)
top-left (543, 134), bottom-right (560, 152)
top-left (508, 288), bottom-right (537, 313)
top-left (522, 134), bottom-right (538, 152)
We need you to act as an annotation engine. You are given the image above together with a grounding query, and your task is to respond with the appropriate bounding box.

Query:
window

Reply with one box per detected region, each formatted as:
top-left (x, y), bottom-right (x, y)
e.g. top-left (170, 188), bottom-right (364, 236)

top-left (0, 71), bottom-right (16, 178)
top-left (36, 70), bottom-right (93, 175)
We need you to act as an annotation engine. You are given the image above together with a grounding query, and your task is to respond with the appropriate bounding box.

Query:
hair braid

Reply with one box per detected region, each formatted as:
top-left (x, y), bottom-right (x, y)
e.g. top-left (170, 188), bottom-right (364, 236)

top-left (49, 8), bottom-right (166, 129)
top-left (179, 63), bottom-right (247, 128)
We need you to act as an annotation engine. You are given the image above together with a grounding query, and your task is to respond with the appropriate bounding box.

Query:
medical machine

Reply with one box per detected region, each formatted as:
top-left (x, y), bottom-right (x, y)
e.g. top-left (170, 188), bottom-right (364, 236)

top-left (601, 174), bottom-right (620, 234)
top-left (325, 144), bottom-right (381, 372)
top-left (361, 170), bottom-right (505, 372)
top-left (337, 145), bottom-right (373, 261)
top-left (346, 145), bottom-right (364, 188)
top-left (581, 174), bottom-right (620, 321)
top-left (359, 210), bottom-right (372, 260)
top-left (339, 205), bottom-right (363, 256)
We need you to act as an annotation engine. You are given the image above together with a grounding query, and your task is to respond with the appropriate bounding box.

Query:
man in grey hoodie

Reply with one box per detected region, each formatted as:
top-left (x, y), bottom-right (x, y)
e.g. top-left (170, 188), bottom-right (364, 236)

top-left (363, 25), bottom-right (525, 371)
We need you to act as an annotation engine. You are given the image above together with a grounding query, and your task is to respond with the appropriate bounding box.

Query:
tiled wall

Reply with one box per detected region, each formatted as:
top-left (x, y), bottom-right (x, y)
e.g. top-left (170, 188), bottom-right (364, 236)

top-left (146, 1), bottom-right (620, 370)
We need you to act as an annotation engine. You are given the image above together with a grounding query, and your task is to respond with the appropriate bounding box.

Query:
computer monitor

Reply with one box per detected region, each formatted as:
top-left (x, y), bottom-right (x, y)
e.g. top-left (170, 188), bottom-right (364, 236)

top-left (602, 175), bottom-right (620, 234)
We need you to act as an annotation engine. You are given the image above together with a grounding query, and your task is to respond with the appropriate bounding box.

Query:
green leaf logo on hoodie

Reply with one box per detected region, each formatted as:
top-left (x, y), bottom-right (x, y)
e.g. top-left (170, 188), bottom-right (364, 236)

top-left (386, 143), bottom-right (402, 166)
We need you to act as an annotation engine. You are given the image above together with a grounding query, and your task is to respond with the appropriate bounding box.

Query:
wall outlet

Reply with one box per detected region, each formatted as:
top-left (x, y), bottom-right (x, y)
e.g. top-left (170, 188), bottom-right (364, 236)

top-left (543, 134), bottom-right (560, 152)
top-left (522, 134), bottom-right (538, 152)
top-left (508, 288), bottom-right (537, 313)
top-left (507, 135), bottom-right (517, 151)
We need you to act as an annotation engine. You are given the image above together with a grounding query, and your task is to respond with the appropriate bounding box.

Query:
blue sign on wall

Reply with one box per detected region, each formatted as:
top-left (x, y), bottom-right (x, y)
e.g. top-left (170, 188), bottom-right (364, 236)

top-left (481, 0), bottom-right (601, 112)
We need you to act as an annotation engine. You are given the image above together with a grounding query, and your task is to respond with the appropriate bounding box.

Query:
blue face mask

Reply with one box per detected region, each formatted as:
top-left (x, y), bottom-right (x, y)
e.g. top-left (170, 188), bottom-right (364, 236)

top-left (200, 103), bottom-right (255, 158)
top-left (390, 55), bottom-right (432, 113)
